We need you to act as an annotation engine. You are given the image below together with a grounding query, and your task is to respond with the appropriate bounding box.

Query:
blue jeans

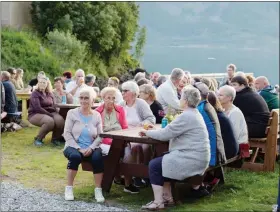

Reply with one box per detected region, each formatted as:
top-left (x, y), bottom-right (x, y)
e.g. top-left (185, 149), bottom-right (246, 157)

top-left (63, 146), bottom-right (104, 174)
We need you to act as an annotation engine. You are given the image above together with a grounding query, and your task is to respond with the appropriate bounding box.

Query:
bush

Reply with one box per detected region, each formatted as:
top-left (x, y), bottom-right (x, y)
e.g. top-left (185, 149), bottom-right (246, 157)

top-left (1, 27), bottom-right (63, 83)
top-left (46, 29), bottom-right (88, 70)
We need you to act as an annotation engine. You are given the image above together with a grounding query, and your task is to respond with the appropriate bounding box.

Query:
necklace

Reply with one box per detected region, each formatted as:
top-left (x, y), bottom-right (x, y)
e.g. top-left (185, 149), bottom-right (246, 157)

top-left (79, 109), bottom-right (91, 131)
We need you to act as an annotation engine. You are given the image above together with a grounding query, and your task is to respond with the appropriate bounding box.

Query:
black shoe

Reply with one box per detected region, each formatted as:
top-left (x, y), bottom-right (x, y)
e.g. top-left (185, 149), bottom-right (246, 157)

top-left (51, 139), bottom-right (61, 146)
top-left (114, 178), bottom-right (125, 186)
top-left (124, 184), bottom-right (140, 194)
top-left (133, 177), bottom-right (146, 188)
top-left (143, 178), bottom-right (151, 187)
top-left (191, 186), bottom-right (210, 198)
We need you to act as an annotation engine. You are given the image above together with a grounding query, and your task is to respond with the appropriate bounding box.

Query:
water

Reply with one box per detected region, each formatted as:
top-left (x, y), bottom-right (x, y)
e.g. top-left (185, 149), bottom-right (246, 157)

top-left (142, 45), bottom-right (279, 85)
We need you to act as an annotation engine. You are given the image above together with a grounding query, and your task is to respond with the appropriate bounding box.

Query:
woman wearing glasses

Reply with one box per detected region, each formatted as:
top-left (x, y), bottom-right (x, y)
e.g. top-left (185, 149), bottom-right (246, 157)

top-left (95, 87), bottom-right (140, 194)
top-left (63, 86), bottom-right (105, 203)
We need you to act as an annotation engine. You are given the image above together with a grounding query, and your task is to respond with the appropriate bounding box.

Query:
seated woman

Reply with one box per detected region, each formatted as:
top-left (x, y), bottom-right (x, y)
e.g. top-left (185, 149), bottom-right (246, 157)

top-left (53, 77), bottom-right (73, 104)
top-left (139, 87), bottom-right (210, 210)
top-left (63, 87), bottom-right (105, 202)
top-left (194, 82), bottom-right (227, 167)
top-left (231, 76), bottom-right (270, 138)
top-left (14, 68), bottom-right (24, 90)
top-left (139, 84), bottom-right (164, 124)
top-left (120, 81), bottom-right (156, 187)
top-left (28, 76), bottom-right (65, 146)
top-left (95, 87), bottom-right (139, 193)
top-left (207, 91), bottom-right (239, 159)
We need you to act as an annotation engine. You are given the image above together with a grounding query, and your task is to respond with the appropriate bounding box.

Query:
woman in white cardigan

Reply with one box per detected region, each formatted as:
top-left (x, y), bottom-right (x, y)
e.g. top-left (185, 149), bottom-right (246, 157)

top-left (63, 86), bottom-right (105, 203)
top-left (139, 86), bottom-right (210, 210)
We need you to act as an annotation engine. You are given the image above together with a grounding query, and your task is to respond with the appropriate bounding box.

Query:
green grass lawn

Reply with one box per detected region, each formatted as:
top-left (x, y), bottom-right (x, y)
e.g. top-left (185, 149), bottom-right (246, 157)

top-left (1, 127), bottom-right (278, 211)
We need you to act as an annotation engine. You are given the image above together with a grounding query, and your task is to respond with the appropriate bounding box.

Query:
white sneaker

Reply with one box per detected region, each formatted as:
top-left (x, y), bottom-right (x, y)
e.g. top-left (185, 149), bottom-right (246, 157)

top-left (65, 186), bottom-right (74, 201)
top-left (94, 187), bottom-right (105, 203)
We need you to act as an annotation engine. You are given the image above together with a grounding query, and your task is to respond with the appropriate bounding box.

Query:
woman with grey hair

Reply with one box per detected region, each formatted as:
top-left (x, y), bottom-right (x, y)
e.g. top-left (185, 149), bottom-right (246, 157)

top-left (139, 86), bottom-right (210, 210)
top-left (120, 81), bottom-right (156, 187)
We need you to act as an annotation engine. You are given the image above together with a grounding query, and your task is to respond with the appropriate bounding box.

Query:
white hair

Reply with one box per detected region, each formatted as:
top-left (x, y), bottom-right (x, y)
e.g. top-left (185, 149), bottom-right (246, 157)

top-left (75, 69), bottom-right (85, 77)
top-left (234, 71), bottom-right (246, 78)
top-left (80, 86), bottom-right (97, 101)
top-left (170, 68), bottom-right (184, 82)
top-left (100, 87), bottom-right (117, 99)
top-left (181, 86), bottom-right (201, 108)
top-left (134, 72), bottom-right (146, 82)
top-left (122, 81), bottom-right (139, 96)
top-left (220, 85), bottom-right (236, 101)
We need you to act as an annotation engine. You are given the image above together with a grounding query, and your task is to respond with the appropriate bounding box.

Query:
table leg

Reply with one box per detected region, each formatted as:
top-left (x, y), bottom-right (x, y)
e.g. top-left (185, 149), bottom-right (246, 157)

top-left (22, 99), bottom-right (28, 121)
top-left (102, 139), bottom-right (125, 192)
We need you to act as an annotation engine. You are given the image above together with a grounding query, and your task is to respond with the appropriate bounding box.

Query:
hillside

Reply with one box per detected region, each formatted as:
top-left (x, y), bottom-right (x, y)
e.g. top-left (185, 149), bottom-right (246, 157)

top-left (138, 2), bottom-right (279, 84)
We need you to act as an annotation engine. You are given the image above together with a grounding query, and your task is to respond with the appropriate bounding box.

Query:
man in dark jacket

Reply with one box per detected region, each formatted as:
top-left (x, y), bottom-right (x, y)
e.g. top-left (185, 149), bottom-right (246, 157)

top-left (1, 71), bottom-right (19, 122)
top-left (255, 76), bottom-right (279, 111)
top-left (231, 76), bottom-right (270, 138)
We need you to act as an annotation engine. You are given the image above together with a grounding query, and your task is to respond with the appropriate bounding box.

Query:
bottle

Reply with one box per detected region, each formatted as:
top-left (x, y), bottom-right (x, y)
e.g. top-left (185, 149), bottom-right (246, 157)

top-left (62, 95), bottom-right (67, 104)
top-left (161, 117), bottom-right (168, 128)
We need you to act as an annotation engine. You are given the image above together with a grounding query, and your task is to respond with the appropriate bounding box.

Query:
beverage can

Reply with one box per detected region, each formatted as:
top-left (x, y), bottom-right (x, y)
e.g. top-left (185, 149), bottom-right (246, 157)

top-left (161, 117), bottom-right (168, 128)
top-left (62, 95), bottom-right (67, 104)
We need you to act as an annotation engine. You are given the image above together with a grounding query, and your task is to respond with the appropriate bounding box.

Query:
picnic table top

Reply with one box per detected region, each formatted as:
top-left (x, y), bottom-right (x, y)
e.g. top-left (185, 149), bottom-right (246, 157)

top-left (100, 124), bottom-right (166, 144)
top-left (55, 103), bottom-right (101, 109)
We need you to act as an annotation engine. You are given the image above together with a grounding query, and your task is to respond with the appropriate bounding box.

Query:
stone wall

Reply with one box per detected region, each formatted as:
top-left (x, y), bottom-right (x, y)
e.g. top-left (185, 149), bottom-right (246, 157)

top-left (1, 2), bottom-right (32, 28)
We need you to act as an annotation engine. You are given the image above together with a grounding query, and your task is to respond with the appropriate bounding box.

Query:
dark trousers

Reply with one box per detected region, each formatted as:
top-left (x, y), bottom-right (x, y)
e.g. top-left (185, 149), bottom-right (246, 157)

top-left (149, 156), bottom-right (172, 186)
top-left (63, 146), bottom-right (104, 174)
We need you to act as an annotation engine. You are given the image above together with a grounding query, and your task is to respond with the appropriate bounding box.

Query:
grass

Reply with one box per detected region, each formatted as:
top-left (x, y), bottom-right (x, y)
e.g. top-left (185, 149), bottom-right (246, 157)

top-left (1, 127), bottom-right (279, 211)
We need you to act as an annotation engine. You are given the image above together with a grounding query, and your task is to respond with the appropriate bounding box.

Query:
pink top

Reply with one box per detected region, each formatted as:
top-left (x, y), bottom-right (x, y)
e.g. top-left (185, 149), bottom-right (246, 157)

top-left (95, 104), bottom-right (128, 145)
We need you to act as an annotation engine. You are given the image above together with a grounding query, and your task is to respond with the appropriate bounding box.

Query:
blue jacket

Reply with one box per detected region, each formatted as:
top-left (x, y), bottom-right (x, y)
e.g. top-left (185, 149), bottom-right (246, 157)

top-left (197, 100), bottom-right (226, 166)
top-left (197, 101), bottom-right (217, 166)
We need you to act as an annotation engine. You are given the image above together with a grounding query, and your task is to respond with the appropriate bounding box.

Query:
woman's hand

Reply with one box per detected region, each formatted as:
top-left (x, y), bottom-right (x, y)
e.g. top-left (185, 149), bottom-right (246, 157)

top-left (139, 130), bottom-right (147, 137)
top-left (84, 147), bottom-right (93, 157)
top-left (143, 123), bottom-right (155, 130)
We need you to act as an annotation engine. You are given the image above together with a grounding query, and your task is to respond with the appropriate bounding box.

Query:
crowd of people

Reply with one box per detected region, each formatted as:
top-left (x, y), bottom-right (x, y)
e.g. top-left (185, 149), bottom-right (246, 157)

top-left (0, 64), bottom-right (279, 210)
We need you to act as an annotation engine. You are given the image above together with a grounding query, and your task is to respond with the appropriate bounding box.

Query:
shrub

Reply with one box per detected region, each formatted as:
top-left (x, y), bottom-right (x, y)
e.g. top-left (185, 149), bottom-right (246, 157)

top-left (46, 29), bottom-right (88, 70)
top-left (1, 27), bottom-right (62, 83)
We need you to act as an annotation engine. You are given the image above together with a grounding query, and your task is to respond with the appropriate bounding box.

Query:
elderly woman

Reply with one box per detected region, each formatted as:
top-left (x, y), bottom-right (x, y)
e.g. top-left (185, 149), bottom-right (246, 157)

top-left (95, 87), bottom-right (139, 193)
top-left (53, 77), bottom-right (73, 104)
top-left (194, 82), bottom-right (226, 167)
top-left (139, 84), bottom-right (164, 124)
top-left (177, 73), bottom-right (191, 99)
top-left (63, 87), bottom-right (105, 202)
top-left (207, 91), bottom-right (238, 159)
top-left (120, 81), bottom-right (155, 187)
top-left (28, 76), bottom-right (65, 146)
top-left (139, 87), bottom-right (210, 210)
top-left (107, 77), bottom-right (123, 104)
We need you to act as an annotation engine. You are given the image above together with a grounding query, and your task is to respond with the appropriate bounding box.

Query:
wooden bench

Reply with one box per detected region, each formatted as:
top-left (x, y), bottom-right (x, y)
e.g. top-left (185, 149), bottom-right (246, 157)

top-left (242, 109), bottom-right (279, 172)
top-left (170, 143), bottom-right (250, 202)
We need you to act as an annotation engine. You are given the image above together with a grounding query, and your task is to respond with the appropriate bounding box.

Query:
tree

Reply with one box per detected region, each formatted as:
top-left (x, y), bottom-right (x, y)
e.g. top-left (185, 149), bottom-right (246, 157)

top-left (30, 2), bottom-right (140, 65)
top-left (134, 26), bottom-right (147, 60)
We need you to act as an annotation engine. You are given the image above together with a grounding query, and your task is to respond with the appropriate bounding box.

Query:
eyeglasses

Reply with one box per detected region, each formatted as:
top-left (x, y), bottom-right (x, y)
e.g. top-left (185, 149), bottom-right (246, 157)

top-left (79, 96), bottom-right (89, 100)
top-left (122, 89), bottom-right (129, 93)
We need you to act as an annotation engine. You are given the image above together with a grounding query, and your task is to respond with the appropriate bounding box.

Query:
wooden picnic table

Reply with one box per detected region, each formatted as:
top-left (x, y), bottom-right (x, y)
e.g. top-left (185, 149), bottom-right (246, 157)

top-left (99, 125), bottom-right (169, 192)
top-left (16, 91), bottom-right (31, 121)
top-left (56, 103), bottom-right (101, 120)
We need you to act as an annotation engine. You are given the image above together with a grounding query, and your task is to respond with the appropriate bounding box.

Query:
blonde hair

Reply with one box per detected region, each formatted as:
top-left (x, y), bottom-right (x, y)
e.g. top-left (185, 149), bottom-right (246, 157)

top-left (36, 76), bottom-right (53, 93)
top-left (100, 87), bottom-right (117, 100)
top-left (14, 68), bottom-right (24, 89)
top-left (139, 84), bottom-right (156, 101)
top-left (79, 86), bottom-right (97, 113)
top-left (109, 77), bottom-right (120, 86)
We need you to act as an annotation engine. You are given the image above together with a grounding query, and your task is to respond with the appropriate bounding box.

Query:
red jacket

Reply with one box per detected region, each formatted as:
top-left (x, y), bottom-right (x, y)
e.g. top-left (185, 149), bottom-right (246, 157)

top-left (95, 104), bottom-right (128, 145)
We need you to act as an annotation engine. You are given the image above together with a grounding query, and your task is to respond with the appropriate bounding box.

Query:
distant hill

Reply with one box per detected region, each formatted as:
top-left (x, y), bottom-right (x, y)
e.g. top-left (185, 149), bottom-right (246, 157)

top-left (137, 2), bottom-right (279, 85)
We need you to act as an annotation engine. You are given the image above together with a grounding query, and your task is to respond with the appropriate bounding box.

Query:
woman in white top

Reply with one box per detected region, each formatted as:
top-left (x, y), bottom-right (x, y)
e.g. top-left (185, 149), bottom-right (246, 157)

top-left (120, 81), bottom-right (155, 187)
